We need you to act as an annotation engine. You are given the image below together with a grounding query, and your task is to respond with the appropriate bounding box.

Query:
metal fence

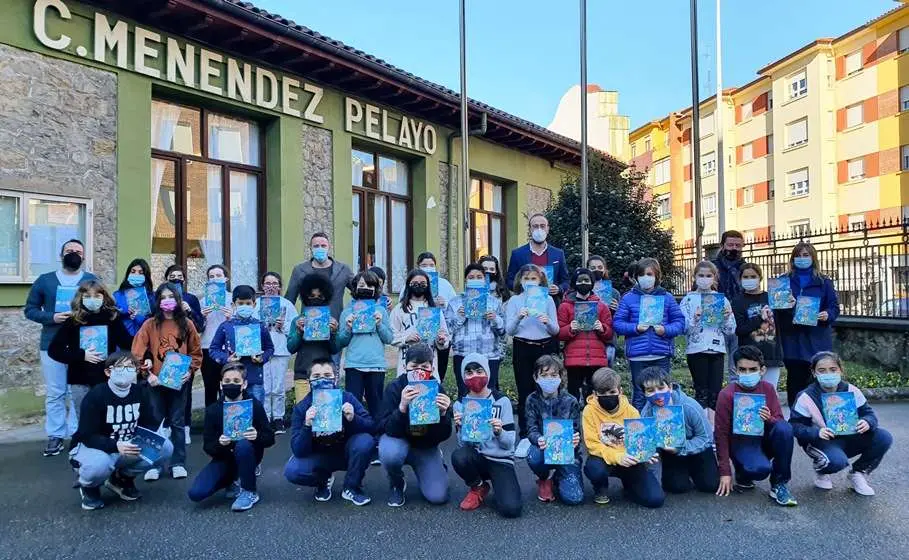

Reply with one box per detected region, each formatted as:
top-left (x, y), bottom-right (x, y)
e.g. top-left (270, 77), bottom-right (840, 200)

top-left (669, 219), bottom-right (909, 319)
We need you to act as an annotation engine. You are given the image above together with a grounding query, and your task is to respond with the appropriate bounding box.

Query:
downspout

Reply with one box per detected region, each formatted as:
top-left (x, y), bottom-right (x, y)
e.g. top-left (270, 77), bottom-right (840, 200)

top-left (446, 112), bottom-right (488, 281)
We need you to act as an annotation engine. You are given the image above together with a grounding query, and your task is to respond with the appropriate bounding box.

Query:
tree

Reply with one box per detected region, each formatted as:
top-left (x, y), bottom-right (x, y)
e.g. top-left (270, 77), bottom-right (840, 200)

top-left (546, 150), bottom-right (678, 291)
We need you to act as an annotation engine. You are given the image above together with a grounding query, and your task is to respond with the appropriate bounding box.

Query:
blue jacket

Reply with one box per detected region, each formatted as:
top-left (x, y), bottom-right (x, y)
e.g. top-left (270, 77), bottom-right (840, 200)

top-left (113, 288), bottom-right (155, 337)
top-left (289, 390), bottom-right (375, 457)
top-left (773, 272), bottom-right (839, 362)
top-left (24, 270), bottom-right (97, 350)
top-left (505, 244), bottom-right (570, 294)
top-left (613, 286), bottom-right (685, 359)
top-left (640, 385), bottom-right (714, 456)
top-left (209, 318), bottom-right (275, 386)
top-left (336, 303), bottom-right (394, 370)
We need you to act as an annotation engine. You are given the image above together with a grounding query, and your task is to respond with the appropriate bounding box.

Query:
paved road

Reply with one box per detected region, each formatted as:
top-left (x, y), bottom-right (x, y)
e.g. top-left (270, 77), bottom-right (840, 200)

top-left (1, 403), bottom-right (906, 560)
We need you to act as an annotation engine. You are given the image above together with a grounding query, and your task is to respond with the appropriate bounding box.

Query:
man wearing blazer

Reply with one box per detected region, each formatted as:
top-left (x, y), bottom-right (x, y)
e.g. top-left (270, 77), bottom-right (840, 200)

top-left (505, 213), bottom-right (570, 296)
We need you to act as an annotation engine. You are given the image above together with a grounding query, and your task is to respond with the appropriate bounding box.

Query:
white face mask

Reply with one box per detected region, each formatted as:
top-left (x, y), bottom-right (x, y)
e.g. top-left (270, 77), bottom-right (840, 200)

top-left (637, 275), bottom-right (656, 290)
top-left (108, 366), bottom-right (137, 397)
top-left (531, 229), bottom-right (547, 244)
top-left (741, 278), bottom-right (760, 291)
top-left (695, 277), bottom-right (713, 291)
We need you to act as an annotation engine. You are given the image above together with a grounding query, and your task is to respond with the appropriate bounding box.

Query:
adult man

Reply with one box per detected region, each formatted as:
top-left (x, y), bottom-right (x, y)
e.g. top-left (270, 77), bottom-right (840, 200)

top-left (24, 239), bottom-right (97, 457)
top-left (505, 213), bottom-right (570, 296)
top-left (712, 230), bottom-right (746, 376)
top-left (285, 233), bottom-right (354, 320)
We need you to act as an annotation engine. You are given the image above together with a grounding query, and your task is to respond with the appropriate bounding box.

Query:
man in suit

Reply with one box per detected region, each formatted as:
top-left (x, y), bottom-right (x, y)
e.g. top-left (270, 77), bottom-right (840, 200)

top-left (505, 213), bottom-right (570, 297)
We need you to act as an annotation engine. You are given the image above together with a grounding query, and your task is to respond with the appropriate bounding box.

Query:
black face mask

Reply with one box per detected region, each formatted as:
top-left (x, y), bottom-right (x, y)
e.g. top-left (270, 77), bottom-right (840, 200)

top-left (355, 288), bottom-right (374, 300)
top-left (168, 278), bottom-right (184, 285)
top-left (592, 271), bottom-right (605, 282)
top-left (724, 249), bottom-right (741, 261)
top-left (409, 285), bottom-right (428, 297)
top-left (597, 395), bottom-right (620, 412)
top-left (575, 282), bottom-right (593, 295)
top-left (222, 383), bottom-right (243, 400)
top-left (306, 295), bottom-right (326, 305)
top-left (62, 252), bottom-right (83, 271)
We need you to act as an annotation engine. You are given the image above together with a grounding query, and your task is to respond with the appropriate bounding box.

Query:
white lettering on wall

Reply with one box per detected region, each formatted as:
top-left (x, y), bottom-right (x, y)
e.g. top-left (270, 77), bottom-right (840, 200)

top-left (199, 48), bottom-right (223, 95)
top-left (398, 116), bottom-right (413, 149)
top-left (281, 77), bottom-right (301, 117)
top-left (34, 0), bottom-right (71, 50)
top-left (303, 84), bottom-right (325, 124)
top-left (409, 119), bottom-right (424, 151)
top-left (345, 97), bottom-right (363, 132)
top-left (134, 27), bottom-right (161, 78)
top-left (344, 97), bottom-right (437, 154)
top-left (227, 59), bottom-right (252, 103)
top-left (93, 13), bottom-right (128, 69)
top-left (423, 125), bottom-right (437, 155)
top-left (166, 38), bottom-right (195, 87)
top-left (255, 68), bottom-right (278, 110)
top-left (365, 104), bottom-right (381, 140)
top-left (381, 110), bottom-right (396, 144)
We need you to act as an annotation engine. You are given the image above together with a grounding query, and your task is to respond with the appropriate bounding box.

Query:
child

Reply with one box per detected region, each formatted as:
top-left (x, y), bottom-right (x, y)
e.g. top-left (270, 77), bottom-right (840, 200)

top-left (377, 343), bottom-right (453, 507)
top-left (68, 352), bottom-right (172, 510)
top-left (557, 268), bottom-right (613, 401)
top-left (613, 257), bottom-right (686, 411)
top-left (639, 367), bottom-right (719, 494)
top-left (188, 362), bottom-right (275, 511)
top-left (368, 266), bottom-right (395, 312)
top-left (49, 280), bottom-right (133, 421)
top-left (163, 264), bottom-right (205, 333)
top-left (200, 264), bottom-right (233, 407)
top-left (390, 269), bottom-right (450, 377)
top-left (790, 351), bottom-right (892, 496)
top-left (504, 263), bottom-right (559, 458)
top-left (283, 358), bottom-right (376, 506)
top-left (582, 368), bottom-right (664, 508)
top-left (679, 260), bottom-right (736, 422)
top-left (337, 270), bottom-right (394, 415)
top-left (256, 271), bottom-right (298, 433)
top-left (586, 255), bottom-right (621, 311)
top-left (399, 252), bottom-right (458, 380)
top-left (524, 355), bottom-right (583, 505)
top-left (715, 345), bottom-right (797, 506)
top-left (478, 255), bottom-right (511, 303)
top-left (732, 263), bottom-right (784, 388)
top-left (451, 353), bottom-right (522, 518)
top-left (445, 264), bottom-right (506, 398)
top-left (131, 283), bottom-right (203, 480)
top-left (287, 273), bottom-right (340, 405)
top-left (210, 285), bottom-right (275, 405)
top-left (112, 258), bottom-right (155, 337)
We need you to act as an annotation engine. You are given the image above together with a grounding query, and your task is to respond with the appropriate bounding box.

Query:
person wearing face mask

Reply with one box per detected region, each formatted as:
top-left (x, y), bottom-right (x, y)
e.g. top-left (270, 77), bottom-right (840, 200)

top-left (390, 269), bottom-right (451, 377)
top-left (163, 264), bottom-right (205, 334)
top-left (558, 268), bottom-right (614, 402)
top-left (285, 232), bottom-right (354, 322)
top-left (732, 263), bottom-right (784, 389)
top-left (712, 231), bottom-right (746, 379)
top-left (68, 352), bottom-right (171, 511)
top-left (774, 242), bottom-right (839, 407)
top-left (287, 274), bottom-right (340, 406)
top-left (714, 346), bottom-right (798, 506)
top-left (200, 264), bottom-right (233, 408)
top-left (254, 271), bottom-right (300, 434)
top-left (505, 213), bottom-right (570, 297)
top-left (112, 258), bottom-right (156, 337)
top-left (789, 352), bottom-right (891, 496)
top-left (25, 239), bottom-right (97, 457)
top-left (189, 362), bottom-right (275, 512)
top-left (478, 255), bottom-right (510, 303)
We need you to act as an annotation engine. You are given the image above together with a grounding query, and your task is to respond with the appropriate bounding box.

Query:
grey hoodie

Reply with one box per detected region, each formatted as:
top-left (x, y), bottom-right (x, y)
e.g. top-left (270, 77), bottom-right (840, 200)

top-left (452, 352), bottom-right (516, 465)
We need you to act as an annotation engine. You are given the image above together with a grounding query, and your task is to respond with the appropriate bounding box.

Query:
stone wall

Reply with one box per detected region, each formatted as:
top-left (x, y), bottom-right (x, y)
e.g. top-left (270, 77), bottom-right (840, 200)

top-left (300, 124), bottom-right (334, 244)
top-left (437, 162), bottom-right (453, 276)
top-left (834, 322), bottom-right (909, 375)
top-left (524, 184), bottom-right (553, 223)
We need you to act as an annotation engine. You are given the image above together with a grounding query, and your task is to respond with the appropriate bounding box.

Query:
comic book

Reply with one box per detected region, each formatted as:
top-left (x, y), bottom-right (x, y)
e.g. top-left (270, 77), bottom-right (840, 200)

top-left (624, 417), bottom-right (658, 462)
top-left (733, 392), bottom-right (766, 436)
top-left (131, 426), bottom-right (168, 464)
top-left (768, 277), bottom-right (793, 309)
top-left (223, 399), bottom-right (253, 441)
top-left (464, 287), bottom-right (488, 320)
top-left (408, 380), bottom-right (440, 425)
top-left (377, 294), bottom-right (390, 310)
top-left (574, 301), bottom-right (598, 331)
top-left (204, 281), bottom-right (227, 308)
top-left (525, 285), bottom-right (549, 317)
top-left (54, 285), bottom-right (77, 313)
top-left (79, 325), bottom-right (108, 360)
top-left (234, 324), bottom-right (262, 357)
top-left (302, 306), bottom-right (331, 341)
top-left (158, 352), bottom-right (191, 390)
top-left (542, 265), bottom-right (555, 285)
top-left (416, 307), bottom-right (441, 342)
top-left (654, 405), bottom-right (686, 449)
top-left (312, 389), bottom-right (343, 435)
top-left (427, 271), bottom-right (440, 298)
top-left (460, 397), bottom-right (493, 443)
top-left (700, 293), bottom-right (726, 329)
top-left (543, 419), bottom-right (574, 465)
top-left (793, 296), bottom-right (821, 326)
top-left (594, 279), bottom-right (614, 305)
top-left (259, 296), bottom-right (282, 326)
top-left (351, 300), bottom-right (376, 334)
top-left (639, 295), bottom-right (665, 326)
top-left (821, 392), bottom-right (859, 436)
top-left (125, 288), bottom-right (151, 316)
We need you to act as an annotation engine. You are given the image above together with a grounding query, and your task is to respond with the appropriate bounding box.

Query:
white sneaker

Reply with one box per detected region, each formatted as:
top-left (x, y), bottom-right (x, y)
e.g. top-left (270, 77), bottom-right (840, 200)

top-left (848, 472), bottom-right (875, 496)
top-left (514, 438), bottom-right (531, 459)
top-left (172, 466), bottom-right (188, 479)
top-left (143, 468), bottom-right (160, 482)
top-left (814, 474), bottom-right (833, 490)
top-left (184, 426), bottom-right (191, 445)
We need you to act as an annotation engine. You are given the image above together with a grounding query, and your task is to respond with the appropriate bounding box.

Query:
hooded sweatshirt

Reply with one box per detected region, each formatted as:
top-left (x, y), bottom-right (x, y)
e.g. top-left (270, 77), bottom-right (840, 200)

top-left (789, 381), bottom-right (878, 447)
top-left (582, 393), bottom-right (639, 465)
top-left (640, 384), bottom-right (714, 456)
top-left (452, 352), bottom-right (516, 465)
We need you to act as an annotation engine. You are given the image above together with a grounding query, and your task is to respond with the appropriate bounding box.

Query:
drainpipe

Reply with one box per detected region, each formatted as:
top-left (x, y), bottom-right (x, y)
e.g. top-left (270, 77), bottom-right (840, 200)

top-left (446, 112), bottom-right (488, 279)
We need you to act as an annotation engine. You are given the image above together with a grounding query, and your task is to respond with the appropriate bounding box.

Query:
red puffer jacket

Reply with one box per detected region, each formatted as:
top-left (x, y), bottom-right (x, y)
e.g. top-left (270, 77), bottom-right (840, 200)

top-left (557, 292), bottom-right (614, 367)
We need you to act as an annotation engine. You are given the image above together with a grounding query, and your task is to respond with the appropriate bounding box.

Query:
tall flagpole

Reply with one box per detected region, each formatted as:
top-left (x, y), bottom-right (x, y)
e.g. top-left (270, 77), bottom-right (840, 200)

top-left (690, 0), bottom-right (704, 259)
top-left (459, 0), bottom-right (471, 269)
top-left (579, 0), bottom-right (589, 264)
top-left (715, 0), bottom-right (726, 235)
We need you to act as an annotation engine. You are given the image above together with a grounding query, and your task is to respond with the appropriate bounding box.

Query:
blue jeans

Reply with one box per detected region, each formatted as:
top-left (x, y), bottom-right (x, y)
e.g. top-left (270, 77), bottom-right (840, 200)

top-left (583, 456), bottom-right (664, 508)
top-left (526, 445), bottom-right (584, 505)
top-left (70, 440), bottom-right (174, 487)
top-left (247, 383), bottom-right (265, 405)
top-left (151, 384), bottom-right (188, 467)
top-left (188, 440), bottom-right (263, 500)
top-left (284, 432), bottom-right (375, 490)
top-left (41, 351), bottom-right (76, 438)
top-left (345, 369), bottom-right (384, 415)
top-left (731, 420), bottom-right (794, 485)
top-left (628, 357), bottom-right (671, 411)
top-left (377, 435), bottom-right (449, 505)
top-left (805, 428), bottom-right (893, 475)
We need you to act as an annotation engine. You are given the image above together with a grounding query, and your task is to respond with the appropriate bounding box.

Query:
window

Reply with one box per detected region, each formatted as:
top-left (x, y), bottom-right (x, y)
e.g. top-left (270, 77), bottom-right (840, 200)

top-left (469, 177), bottom-right (506, 265)
top-left (902, 145), bottom-right (909, 170)
top-left (700, 112), bottom-right (715, 136)
top-left (788, 70), bottom-right (808, 100)
top-left (789, 219), bottom-right (811, 237)
top-left (352, 149), bottom-right (411, 293)
top-left (631, 143), bottom-right (636, 158)
top-left (701, 152), bottom-right (717, 176)
top-left (741, 101), bottom-right (753, 121)
top-left (703, 193), bottom-right (717, 216)
top-left (787, 168), bottom-right (810, 197)
top-left (768, 179), bottom-right (775, 199)
top-left (845, 51), bottom-right (862, 76)
top-left (151, 100), bottom-right (263, 292)
top-left (900, 86), bottom-right (909, 111)
top-left (644, 138), bottom-right (652, 152)
top-left (845, 103), bottom-right (863, 128)
top-left (0, 191), bottom-right (91, 283)
top-left (768, 92), bottom-right (774, 109)
top-left (847, 158), bottom-right (865, 181)
top-left (741, 143), bottom-right (753, 163)
top-left (653, 158), bottom-right (671, 185)
top-left (786, 118), bottom-right (808, 148)
top-left (848, 213), bottom-right (865, 232)
top-left (744, 186), bottom-right (755, 205)
top-left (655, 194), bottom-right (671, 220)
top-left (900, 27), bottom-right (909, 53)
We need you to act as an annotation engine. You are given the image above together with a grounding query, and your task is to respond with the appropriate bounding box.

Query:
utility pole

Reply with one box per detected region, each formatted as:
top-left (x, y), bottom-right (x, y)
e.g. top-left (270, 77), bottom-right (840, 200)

top-left (459, 0), bottom-right (470, 269)
top-left (690, 0), bottom-right (704, 259)
top-left (579, 0), bottom-right (589, 264)
top-left (715, 0), bottom-right (726, 235)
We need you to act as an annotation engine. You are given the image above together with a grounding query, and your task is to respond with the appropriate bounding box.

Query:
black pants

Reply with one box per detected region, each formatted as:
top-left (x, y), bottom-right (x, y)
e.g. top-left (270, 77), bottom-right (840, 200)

top-left (784, 359), bottom-right (812, 408)
top-left (512, 338), bottom-right (553, 439)
top-left (451, 446), bottom-right (522, 518)
top-left (201, 349), bottom-right (222, 407)
top-left (686, 352), bottom-right (724, 410)
top-left (183, 371), bottom-right (195, 428)
top-left (437, 347), bottom-right (450, 383)
top-left (566, 366), bottom-right (600, 403)
top-left (660, 448), bottom-right (720, 494)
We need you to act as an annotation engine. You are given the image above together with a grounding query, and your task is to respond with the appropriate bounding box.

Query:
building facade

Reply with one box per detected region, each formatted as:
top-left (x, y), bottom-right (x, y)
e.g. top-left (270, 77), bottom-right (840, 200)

top-left (548, 85), bottom-right (631, 161)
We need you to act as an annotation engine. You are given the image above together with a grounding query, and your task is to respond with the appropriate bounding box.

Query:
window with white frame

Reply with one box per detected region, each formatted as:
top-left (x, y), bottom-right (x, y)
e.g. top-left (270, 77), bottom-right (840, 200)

top-left (789, 219), bottom-right (811, 237)
top-left (644, 138), bottom-right (652, 152)
top-left (744, 231), bottom-right (756, 244)
top-left (741, 143), bottom-right (753, 163)
top-left (631, 143), bottom-right (636, 158)
top-left (786, 118), bottom-right (808, 148)
top-left (744, 186), bottom-right (755, 205)
top-left (788, 70), bottom-right (808, 100)
top-left (768, 179), bottom-right (775, 199)
top-left (655, 194), bottom-right (671, 220)
top-left (902, 145), bottom-right (909, 170)
top-left (787, 168), bottom-right (810, 197)
top-left (0, 191), bottom-right (91, 283)
top-left (847, 158), bottom-right (865, 181)
top-left (700, 112), bottom-right (715, 136)
top-left (845, 51), bottom-right (862, 76)
top-left (848, 213), bottom-right (865, 232)
top-left (653, 158), bottom-right (671, 185)
top-left (741, 100), bottom-right (753, 121)
top-left (900, 27), bottom-right (909, 53)
top-left (900, 86), bottom-right (909, 111)
top-left (845, 103), bottom-right (863, 128)
top-left (701, 151), bottom-right (717, 176)
top-left (703, 193), bottom-right (717, 216)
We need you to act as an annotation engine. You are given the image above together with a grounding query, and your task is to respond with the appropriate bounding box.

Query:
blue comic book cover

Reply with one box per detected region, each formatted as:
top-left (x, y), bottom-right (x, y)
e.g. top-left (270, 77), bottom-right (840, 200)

top-left (223, 399), bottom-right (253, 441)
top-left (377, 294), bottom-right (390, 310)
top-left (594, 279), bottom-right (614, 304)
top-left (700, 293), bottom-right (726, 329)
top-left (733, 392), bottom-right (766, 436)
top-left (55, 285), bottom-right (77, 313)
top-left (793, 296), bottom-right (821, 326)
top-left (303, 306), bottom-right (331, 341)
top-left (543, 265), bottom-right (555, 284)
top-left (768, 277), bottom-right (793, 309)
top-left (125, 288), bottom-right (151, 316)
top-left (624, 417), bottom-right (658, 462)
top-left (416, 307), bottom-right (441, 342)
top-left (525, 285), bottom-right (549, 317)
top-left (544, 419), bottom-right (574, 465)
top-left (351, 300), bottom-right (376, 334)
top-left (234, 324), bottom-right (262, 357)
top-left (259, 296), bottom-right (282, 325)
top-left (461, 397), bottom-right (493, 443)
top-left (464, 287), bottom-right (488, 320)
top-left (158, 352), bottom-right (191, 390)
top-left (822, 392), bottom-right (859, 435)
top-left (204, 281), bottom-right (227, 308)
top-left (654, 405), bottom-right (686, 449)
top-left (639, 294), bottom-right (665, 326)
top-left (427, 271), bottom-right (440, 298)
top-left (131, 426), bottom-right (168, 463)
top-left (312, 389), bottom-right (343, 435)
top-left (574, 301), bottom-right (598, 331)
top-left (79, 325), bottom-right (108, 360)
top-left (409, 380), bottom-right (440, 425)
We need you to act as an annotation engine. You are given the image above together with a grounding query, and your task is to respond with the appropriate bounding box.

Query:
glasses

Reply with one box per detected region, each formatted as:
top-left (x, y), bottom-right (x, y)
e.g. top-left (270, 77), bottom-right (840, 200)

top-left (263, 281), bottom-right (280, 287)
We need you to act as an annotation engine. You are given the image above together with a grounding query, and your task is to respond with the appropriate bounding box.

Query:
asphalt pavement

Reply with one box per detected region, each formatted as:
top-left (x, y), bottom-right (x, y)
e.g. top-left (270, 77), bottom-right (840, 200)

top-left (1, 403), bottom-right (906, 560)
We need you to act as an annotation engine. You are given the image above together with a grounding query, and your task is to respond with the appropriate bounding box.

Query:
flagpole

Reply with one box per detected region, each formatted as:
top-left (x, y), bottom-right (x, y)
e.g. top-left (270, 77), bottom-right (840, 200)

top-left (715, 0), bottom-right (726, 235)
top-left (579, 0), bottom-right (589, 265)
top-left (690, 0), bottom-right (704, 259)
top-left (459, 0), bottom-right (471, 269)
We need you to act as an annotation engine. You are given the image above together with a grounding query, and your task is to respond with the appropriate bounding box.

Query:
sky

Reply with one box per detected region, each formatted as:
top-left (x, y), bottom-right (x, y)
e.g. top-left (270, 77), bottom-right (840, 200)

top-left (254, 0), bottom-right (898, 129)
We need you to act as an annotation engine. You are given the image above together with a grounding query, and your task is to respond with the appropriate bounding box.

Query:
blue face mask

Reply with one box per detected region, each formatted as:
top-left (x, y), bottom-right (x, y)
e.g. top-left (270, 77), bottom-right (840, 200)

top-left (127, 273), bottom-right (145, 287)
top-left (817, 373), bottom-right (841, 389)
top-left (235, 304), bottom-right (255, 319)
top-left (210, 276), bottom-right (227, 284)
top-left (536, 377), bottom-right (561, 395)
top-left (312, 247), bottom-right (329, 263)
top-left (647, 390), bottom-right (672, 407)
top-left (793, 257), bottom-right (813, 270)
top-left (737, 373), bottom-right (761, 389)
top-left (522, 280), bottom-right (540, 291)
top-left (465, 279), bottom-right (486, 290)
top-left (310, 378), bottom-right (335, 391)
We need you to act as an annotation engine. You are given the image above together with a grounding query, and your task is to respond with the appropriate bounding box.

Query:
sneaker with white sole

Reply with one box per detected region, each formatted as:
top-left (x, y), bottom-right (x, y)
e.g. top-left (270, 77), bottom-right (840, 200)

top-left (514, 438), bottom-right (531, 459)
top-left (143, 468), bottom-right (160, 482)
top-left (43, 437), bottom-right (65, 457)
top-left (387, 481), bottom-right (407, 507)
top-left (172, 465), bottom-right (188, 479)
top-left (314, 475), bottom-right (334, 502)
top-left (184, 426), bottom-right (191, 445)
top-left (342, 487), bottom-right (372, 506)
top-left (105, 471), bottom-right (141, 501)
top-left (79, 486), bottom-right (104, 510)
top-left (848, 471), bottom-right (875, 496)
top-left (814, 474), bottom-right (833, 490)
top-left (231, 490), bottom-right (260, 512)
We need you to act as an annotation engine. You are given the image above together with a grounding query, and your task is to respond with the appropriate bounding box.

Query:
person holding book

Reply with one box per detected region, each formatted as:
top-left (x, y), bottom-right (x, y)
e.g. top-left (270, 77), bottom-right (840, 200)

top-left (390, 269), bottom-right (450, 377)
top-left (288, 273), bottom-right (340, 405)
top-left (48, 280), bottom-right (133, 422)
top-left (715, 346), bottom-right (798, 506)
top-left (612, 257), bottom-right (686, 411)
top-left (789, 351), bottom-right (892, 496)
top-left (24, 238), bottom-right (97, 457)
top-left (69, 352), bottom-right (171, 510)
top-left (582, 367), bottom-right (664, 508)
top-left (504, 213), bottom-right (570, 297)
top-left (712, 231), bottom-right (747, 377)
top-left (112, 258), bottom-right (155, 338)
top-left (524, 355), bottom-right (583, 505)
top-left (478, 255), bottom-right (511, 303)
top-left (376, 343), bottom-right (453, 507)
top-left (164, 264), bottom-right (205, 445)
top-left (732, 263), bottom-right (784, 389)
top-left (504, 264), bottom-right (560, 458)
top-left (255, 271), bottom-right (299, 433)
top-left (337, 270), bottom-right (394, 415)
top-left (774, 242), bottom-right (840, 407)
top-left (285, 232), bottom-right (355, 321)
top-left (209, 285), bottom-right (275, 405)
top-left (368, 266), bottom-right (395, 312)
top-left (451, 353), bottom-right (522, 518)
top-left (188, 361), bottom-right (275, 511)
top-left (200, 264), bottom-right (233, 407)
top-left (679, 260), bottom-right (737, 424)
top-left (445, 264), bottom-right (507, 398)
top-left (284, 358), bottom-right (376, 506)
top-left (586, 255), bottom-right (621, 311)
top-left (131, 283), bottom-right (203, 480)
top-left (638, 367), bottom-right (719, 494)
top-left (558, 268), bottom-right (614, 401)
